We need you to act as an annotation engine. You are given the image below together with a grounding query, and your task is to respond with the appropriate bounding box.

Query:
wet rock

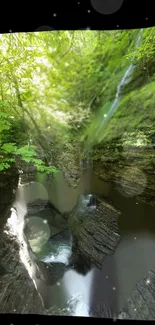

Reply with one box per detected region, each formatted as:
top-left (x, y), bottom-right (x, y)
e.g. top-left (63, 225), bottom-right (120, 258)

top-left (52, 228), bottom-right (71, 244)
top-left (0, 229), bottom-right (45, 314)
top-left (0, 166), bottom-right (19, 226)
top-left (25, 199), bottom-right (68, 237)
top-left (54, 143), bottom-right (82, 189)
top-left (46, 292), bottom-right (89, 316)
top-left (27, 199), bottom-right (58, 216)
top-left (93, 141), bottom-right (155, 206)
top-left (23, 234), bottom-right (70, 287)
top-left (68, 194), bottom-right (121, 269)
top-left (23, 204), bottom-right (71, 286)
top-left (90, 301), bottom-right (112, 318)
top-left (35, 260), bottom-right (68, 286)
top-left (118, 270), bottom-right (155, 320)
top-left (0, 168), bottom-right (46, 314)
top-left (0, 264), bottom-right (6, 276)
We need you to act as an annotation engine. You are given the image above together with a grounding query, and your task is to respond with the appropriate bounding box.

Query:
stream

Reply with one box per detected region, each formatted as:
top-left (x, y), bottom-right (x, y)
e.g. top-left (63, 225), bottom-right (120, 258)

top-left (13, 169), bottom-right (155, 317)
top-left (7, 29), bottom-right (154, 318)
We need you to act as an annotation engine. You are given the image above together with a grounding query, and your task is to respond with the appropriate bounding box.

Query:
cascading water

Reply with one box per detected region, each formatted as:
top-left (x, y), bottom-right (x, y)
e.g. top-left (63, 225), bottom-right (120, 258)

top-left (12, 178), bottom-right (94, 317)
top-left (95, 29), bottom-right (143, 139)
top-left (42, 245), bottom-right (71, 265)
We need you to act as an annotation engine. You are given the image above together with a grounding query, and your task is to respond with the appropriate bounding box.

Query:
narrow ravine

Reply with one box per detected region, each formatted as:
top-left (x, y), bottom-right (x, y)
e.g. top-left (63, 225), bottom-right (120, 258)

top-left (9, 167), bottom-right (155, 318)
top-left (1, 28), bottom-right (155, 320)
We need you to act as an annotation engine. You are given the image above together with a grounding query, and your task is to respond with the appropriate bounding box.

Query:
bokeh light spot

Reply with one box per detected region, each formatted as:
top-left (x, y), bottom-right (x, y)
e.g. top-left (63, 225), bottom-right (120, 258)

top-left (90, 0), bottom-right (123, 15)
top-left (25, 216), bottom-right (50, 253)
top-left (120, 167), bottom-right (147, 197)
top-left (35, 26), bottom-right (54, 32)
top-left (24, 182), bottom-right (48, 212)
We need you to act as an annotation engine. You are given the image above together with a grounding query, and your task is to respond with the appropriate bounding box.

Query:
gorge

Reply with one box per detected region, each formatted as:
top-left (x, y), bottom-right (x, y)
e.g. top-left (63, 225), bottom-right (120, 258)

top-left (1, 27), bottom-right (155, 320)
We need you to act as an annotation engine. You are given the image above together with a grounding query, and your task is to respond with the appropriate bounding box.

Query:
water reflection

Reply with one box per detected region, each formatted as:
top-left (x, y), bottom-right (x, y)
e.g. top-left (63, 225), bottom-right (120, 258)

top-left (15, 169), bottom-right (155, 318)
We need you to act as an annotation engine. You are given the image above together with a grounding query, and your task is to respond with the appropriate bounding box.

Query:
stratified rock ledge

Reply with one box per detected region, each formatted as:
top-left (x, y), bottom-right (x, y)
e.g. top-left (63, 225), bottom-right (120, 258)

top-left (118, 270), bottom-right (155, 321)
top-left (68, 194), bottom-right (121, 269)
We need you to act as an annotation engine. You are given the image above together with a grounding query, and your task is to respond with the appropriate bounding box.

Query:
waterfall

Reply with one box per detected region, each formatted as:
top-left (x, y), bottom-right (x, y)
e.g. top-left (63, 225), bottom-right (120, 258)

top-left (95, 29), bottom-right (143, 139)
top-left (42, 245), bottom-right (72, 265)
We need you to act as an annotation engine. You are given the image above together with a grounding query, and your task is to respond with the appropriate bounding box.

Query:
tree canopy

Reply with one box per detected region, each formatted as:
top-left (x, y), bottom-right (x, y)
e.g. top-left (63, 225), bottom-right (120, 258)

top-left (0, 28), bottom-right (155, 173)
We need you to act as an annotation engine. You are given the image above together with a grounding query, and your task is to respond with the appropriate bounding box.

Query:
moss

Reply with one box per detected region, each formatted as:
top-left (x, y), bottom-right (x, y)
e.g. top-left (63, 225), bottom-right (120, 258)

top-left (91, 79), bottom-right (155, 144)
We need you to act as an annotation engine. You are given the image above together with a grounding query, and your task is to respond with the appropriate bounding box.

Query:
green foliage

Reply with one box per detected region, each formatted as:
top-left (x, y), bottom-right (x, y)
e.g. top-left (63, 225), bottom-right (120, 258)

top-left (0, 28), bottom-right (155, 175)
top-left (0, 106), bottom-right (58, 173)
top-left (101, 80), bottom-right (155, 143)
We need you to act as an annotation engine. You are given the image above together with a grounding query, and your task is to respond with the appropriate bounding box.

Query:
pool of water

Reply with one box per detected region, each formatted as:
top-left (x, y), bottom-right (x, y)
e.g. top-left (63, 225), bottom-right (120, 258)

top-left (15, 169), bottom-right (155, 317)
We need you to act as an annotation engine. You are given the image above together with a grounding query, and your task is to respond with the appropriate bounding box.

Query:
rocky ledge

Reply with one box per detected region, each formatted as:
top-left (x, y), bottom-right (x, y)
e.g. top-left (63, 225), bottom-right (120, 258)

top-left (54, 143), bottom-right (82, 189)
top-left (118, 270), bottom-right (155, 321)
top-left (68, 194), bottom-right (121, 269)
top-left (92, 139), bottom-right (155, 206)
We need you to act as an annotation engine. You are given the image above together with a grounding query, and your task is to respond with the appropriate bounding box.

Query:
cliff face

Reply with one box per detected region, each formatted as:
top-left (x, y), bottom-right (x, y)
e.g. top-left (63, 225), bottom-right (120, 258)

top-left (0, 229), bottom-right (44, 314)
top-left (2, 156), bottom-right (155, 318)
top-left (53, 143), bottom-right (83, 189)
top-left (0, 166), bottom-right (19, 227)
top-left (92, 138), bottom-right (155, 206)
top-left (0, 167), bottom-right (45, 314)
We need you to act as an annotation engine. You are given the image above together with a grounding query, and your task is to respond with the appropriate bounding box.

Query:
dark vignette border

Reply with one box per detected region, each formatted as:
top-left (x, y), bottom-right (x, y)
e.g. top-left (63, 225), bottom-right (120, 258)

top-left (0, 0), bottom-right (155, 33)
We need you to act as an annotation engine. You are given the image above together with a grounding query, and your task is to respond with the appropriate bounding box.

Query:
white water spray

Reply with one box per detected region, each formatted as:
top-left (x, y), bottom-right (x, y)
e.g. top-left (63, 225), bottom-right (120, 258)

top-left (42, 245), bottom-right (72, 265)
top-left (8, 181), bottom-right (93, 317)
